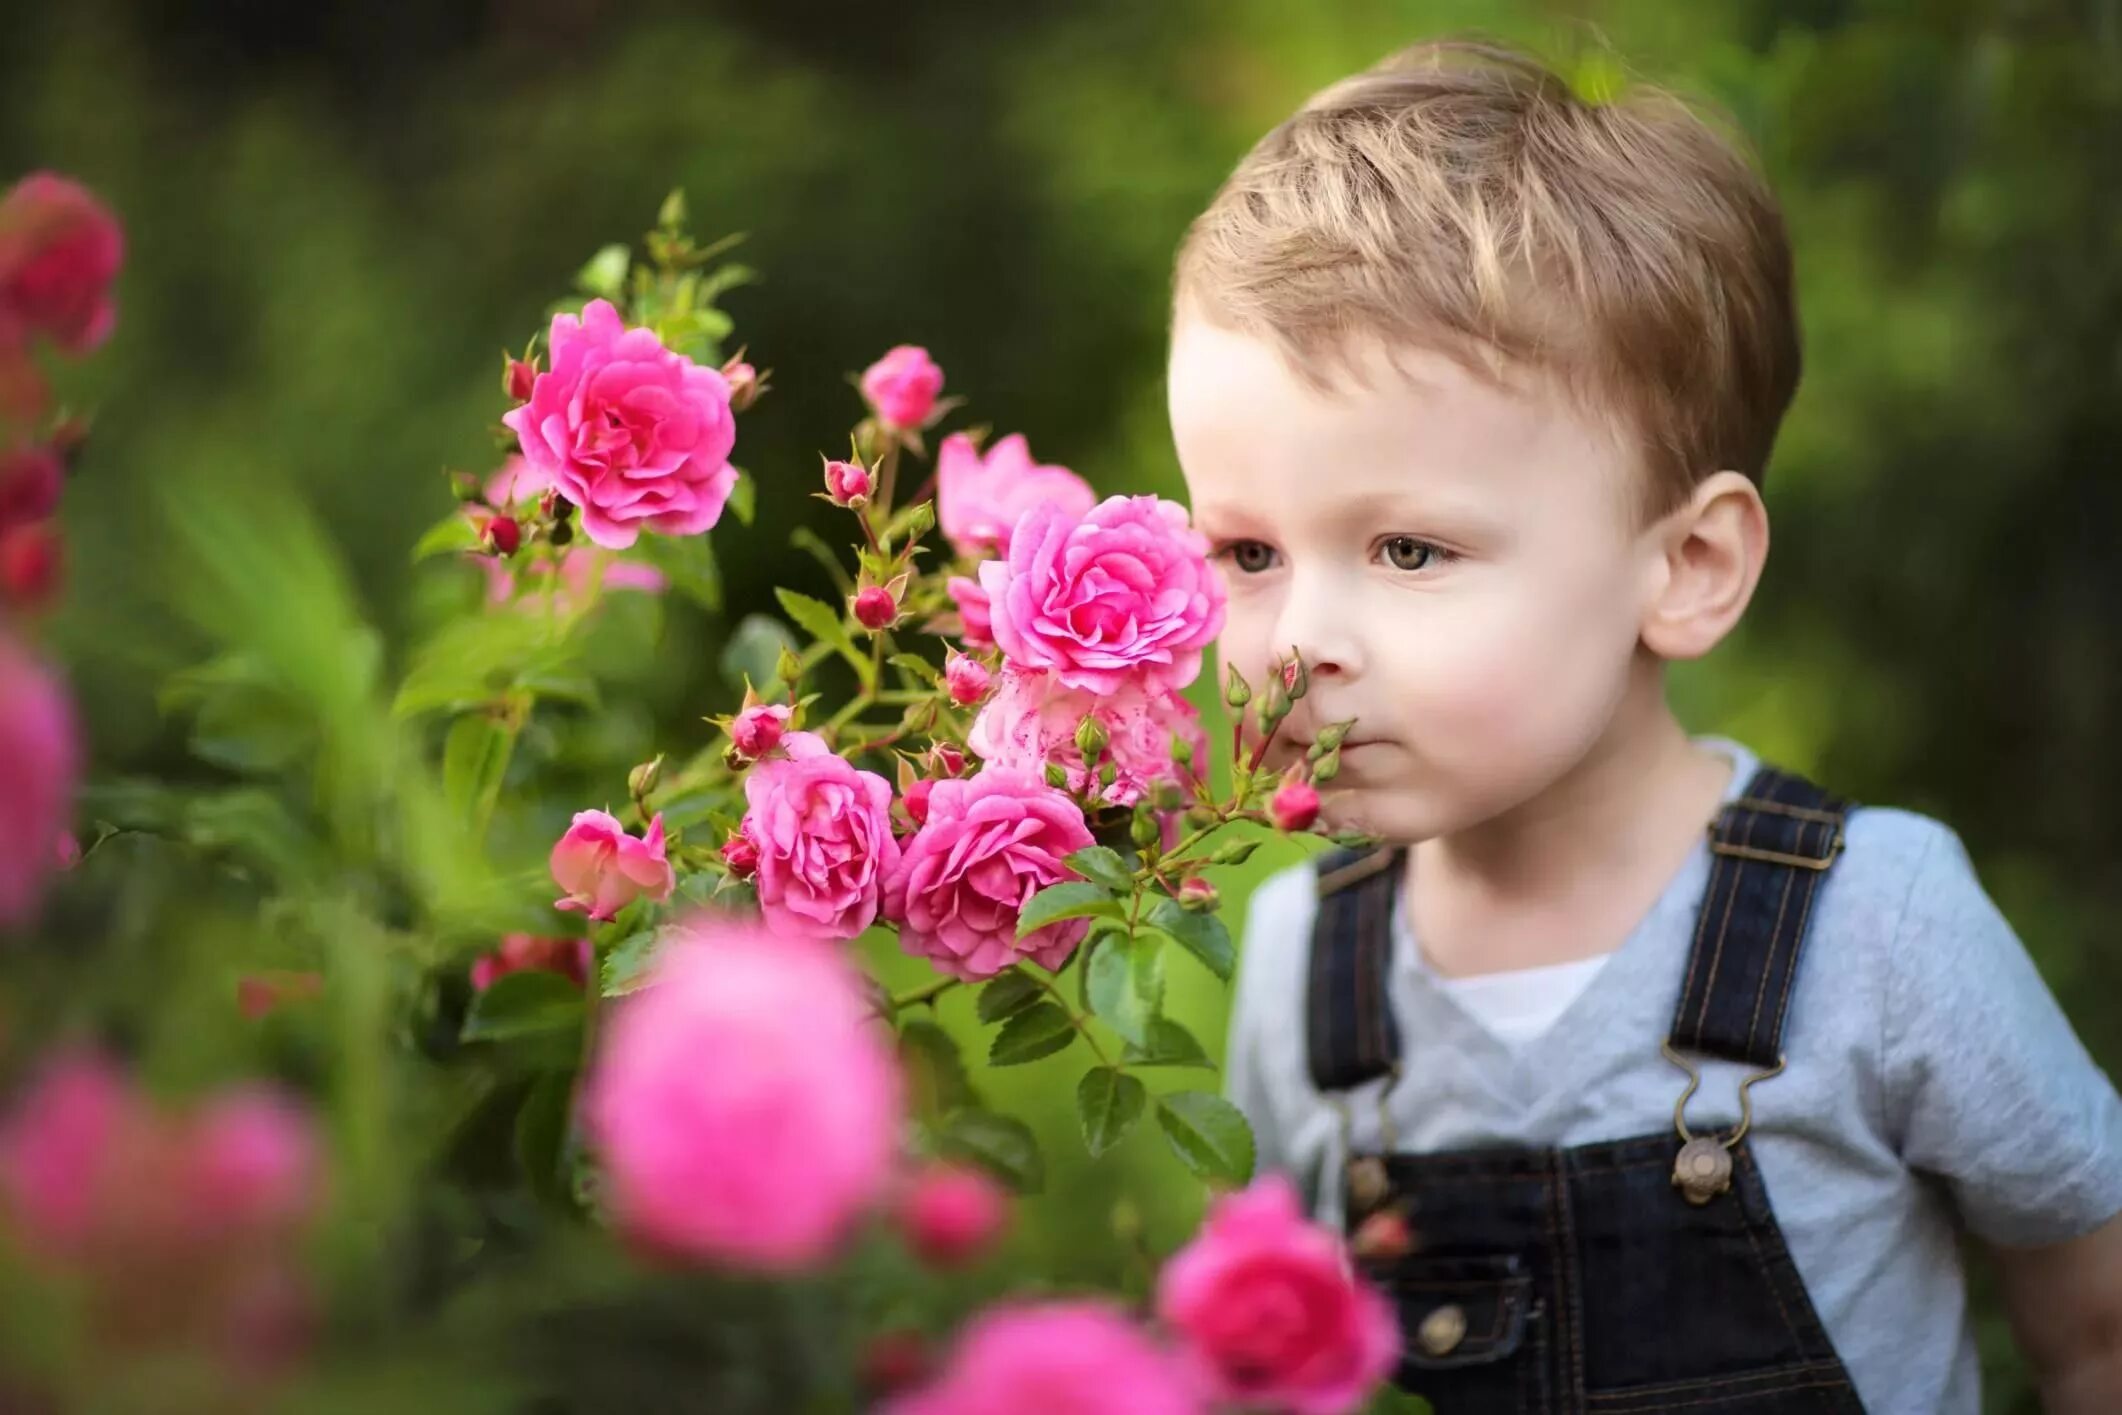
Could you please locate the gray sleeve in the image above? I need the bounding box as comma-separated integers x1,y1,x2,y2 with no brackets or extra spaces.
1883,821,2122,1246
1223,865,1314,1182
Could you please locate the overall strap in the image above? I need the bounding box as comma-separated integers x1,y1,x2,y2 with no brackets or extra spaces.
1667,766,1854,1069
1305,846,1406,1093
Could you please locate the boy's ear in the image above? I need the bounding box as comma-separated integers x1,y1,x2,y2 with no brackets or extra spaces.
1638,471,1769,661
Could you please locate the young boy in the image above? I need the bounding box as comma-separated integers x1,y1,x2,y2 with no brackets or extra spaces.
1166,41,2122,1415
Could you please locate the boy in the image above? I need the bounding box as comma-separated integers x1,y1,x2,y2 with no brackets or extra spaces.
1166,41,2122,1414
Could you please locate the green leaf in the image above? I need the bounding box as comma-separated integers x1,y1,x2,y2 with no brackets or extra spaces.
462,970,586,1045
900,1019,978,1115
411,511,482,563
1076,1067,1147,1158
727,471,756,527
988,1002,1077,1066
976,969,1043,1024
938,1109,1044,1194
1018,881,1123,938
1065,845,1135,892
1086,935,1162,1048
774,588,864,673
887,653,941,688
638,534,722,613
1122,1017,1214,1070
719,613,800,696
441,713,511,822
1145,898,1236,982
576,243,631,300
600,929,661,996
394,612,576,718
1155,1091,1256,1185
514,1071,577,1209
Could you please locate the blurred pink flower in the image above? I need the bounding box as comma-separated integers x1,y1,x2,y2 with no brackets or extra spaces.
741,732,899,941
882,767,1094,981
470,934,592,992
946,575,994,649
1156,1175,1398,1415
860,345,944,430
935,433,1095,560
182,1089,324,1239
550,810,675,923
584,917,902,1270
885,1301,1200,1415
896,1162,1010,1268
0,172,124,355
502,299,738,549
0,443,62,532
979,496,1224,695
0,636,78,927
968,668,1205,809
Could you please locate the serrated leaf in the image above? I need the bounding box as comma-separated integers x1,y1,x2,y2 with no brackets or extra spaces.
442,712,511,822
1145,897,1235,981
988,1002,1077,1066
462,970,585,1044
1155,1091,1256,1185
887,653,941,687
1065,845,1135,892
938,1109,1044,1194
600,929,661,996
976,969,1043,1024
1076,1067,1147,1158
1018,881,1122,938
1122,1016,1214,1070
774,588,863,671
899,1019,977,1115
1086,935,1161,1048
412,511,482,562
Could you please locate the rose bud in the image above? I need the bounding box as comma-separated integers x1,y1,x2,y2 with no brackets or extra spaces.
927,743,966,778
482,514,522,557
902,776,936,826
1351,1206,1416,1262
943,652,991,707
502,356,537,402
896,1162,1010,1268
728,703,792,760
1270,776,1321,833
852,585,898,632
0,523,63,609
720,830,760,879
721,355,765,412
823,458,871,509
1176,876,1219,912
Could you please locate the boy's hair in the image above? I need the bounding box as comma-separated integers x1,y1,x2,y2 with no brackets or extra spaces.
1174,41,1800,517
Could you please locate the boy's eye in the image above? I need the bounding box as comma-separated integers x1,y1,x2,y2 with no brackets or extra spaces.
1224,540,1279,574
1379,535,1439,572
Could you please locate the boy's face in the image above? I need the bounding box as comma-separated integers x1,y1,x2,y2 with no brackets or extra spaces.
1168,313,1664,842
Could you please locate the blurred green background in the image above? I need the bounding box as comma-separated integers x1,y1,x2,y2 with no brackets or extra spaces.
5,0,2119,1409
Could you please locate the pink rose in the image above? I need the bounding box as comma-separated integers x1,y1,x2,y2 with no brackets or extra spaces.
861,344,944,429
470,934,593,992
741,732,899,940
885,1301,1200,1415
881,768,1095,981
0,173,124,355
728,702,791,759
1156,1175,1399,1415
943,651,992,707
182,1089,324,1239
1271,777,1321,833
550,810,675,922
946,575,994,649
0,444,62,532
979,496,1225,695
968,668,1206,809
584,917,902,1270
0,1051,132,1255
901,776,936,826
0,637,79,927
823,458,871,508
502,299,738,550
935,433,1096,559
897,1162,1010,1268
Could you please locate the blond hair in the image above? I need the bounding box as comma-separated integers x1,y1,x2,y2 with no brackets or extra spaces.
1174,41,1800,516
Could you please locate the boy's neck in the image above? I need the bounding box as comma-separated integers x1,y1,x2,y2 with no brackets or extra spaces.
1404,656,1735,977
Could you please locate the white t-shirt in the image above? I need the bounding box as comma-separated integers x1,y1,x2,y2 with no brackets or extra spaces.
1223,738,2122,1415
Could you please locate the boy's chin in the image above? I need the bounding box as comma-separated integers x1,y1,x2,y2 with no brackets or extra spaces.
1318,782,1432,846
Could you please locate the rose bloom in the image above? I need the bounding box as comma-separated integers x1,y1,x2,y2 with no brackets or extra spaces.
550,810,675,922
502,299,738,550
979,496,1225,695
0,172,125,354
882,768,1094,981
1156,1175,1399,1415
935,432,1096,560
860,344,944,429
896,1161,1010,1268
470,934,593,992
0,636,78,928
968,667,1205,809
741,731,899,940
584,917,902,1271
884,1301,1201,1415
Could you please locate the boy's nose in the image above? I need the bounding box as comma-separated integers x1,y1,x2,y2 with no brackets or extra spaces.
1276,579,1363,680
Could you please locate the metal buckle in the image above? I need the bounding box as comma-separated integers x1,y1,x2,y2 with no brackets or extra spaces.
1660,1041,1786,1205
1706,796,1846,872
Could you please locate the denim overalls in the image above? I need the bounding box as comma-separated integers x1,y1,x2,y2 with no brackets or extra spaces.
1307,766,1867,1412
